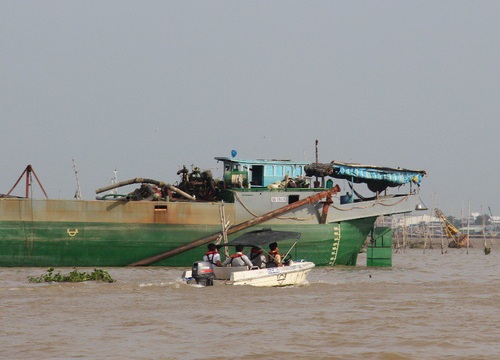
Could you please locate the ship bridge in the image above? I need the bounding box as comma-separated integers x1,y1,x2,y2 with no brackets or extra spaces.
215,157,310,188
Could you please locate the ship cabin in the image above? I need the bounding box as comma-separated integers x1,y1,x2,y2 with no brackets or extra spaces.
214,157,311,189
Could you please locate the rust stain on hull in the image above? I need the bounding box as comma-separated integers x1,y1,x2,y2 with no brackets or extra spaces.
0,198,233,225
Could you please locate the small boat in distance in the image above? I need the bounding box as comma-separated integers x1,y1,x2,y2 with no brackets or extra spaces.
183,229,315,287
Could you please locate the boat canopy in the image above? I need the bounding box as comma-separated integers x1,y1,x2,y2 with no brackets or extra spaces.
222,229,301,248
305,161,426,192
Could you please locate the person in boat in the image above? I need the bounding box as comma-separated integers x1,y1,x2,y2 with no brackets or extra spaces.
266,242,282,268
247,246,266,268
203,243,222,268
222,244,253,268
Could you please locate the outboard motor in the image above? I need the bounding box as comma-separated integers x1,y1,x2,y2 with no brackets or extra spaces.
191,261,214,286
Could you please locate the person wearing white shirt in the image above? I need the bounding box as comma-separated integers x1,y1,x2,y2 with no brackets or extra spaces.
203,243,222,268
222,245,253,267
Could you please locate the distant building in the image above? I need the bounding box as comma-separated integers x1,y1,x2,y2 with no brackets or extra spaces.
377,211,499,239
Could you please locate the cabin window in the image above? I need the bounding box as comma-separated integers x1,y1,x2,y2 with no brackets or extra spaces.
285,165,292,177
288,195,300,204
275,166,283,176
265,165,273,176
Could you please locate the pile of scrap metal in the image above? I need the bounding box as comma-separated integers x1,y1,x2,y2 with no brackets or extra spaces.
95,165,218,202
176,166,217,201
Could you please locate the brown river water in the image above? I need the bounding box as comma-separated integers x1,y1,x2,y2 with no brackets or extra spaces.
1,247,499,359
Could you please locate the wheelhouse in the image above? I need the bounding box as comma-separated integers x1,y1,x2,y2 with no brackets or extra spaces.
215,157,310,188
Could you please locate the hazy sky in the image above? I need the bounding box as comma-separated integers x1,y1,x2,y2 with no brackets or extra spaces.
1,1,499,217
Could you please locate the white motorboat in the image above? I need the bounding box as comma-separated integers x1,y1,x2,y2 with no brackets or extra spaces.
183,229,315,287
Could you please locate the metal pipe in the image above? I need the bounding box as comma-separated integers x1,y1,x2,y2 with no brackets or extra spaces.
163,184,196,201
95,178,196,201
95,178,160,194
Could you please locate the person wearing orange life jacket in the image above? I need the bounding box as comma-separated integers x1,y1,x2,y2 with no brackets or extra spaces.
203,243,222,268
266,242,282,268
247,246,266,268
222,244,253,267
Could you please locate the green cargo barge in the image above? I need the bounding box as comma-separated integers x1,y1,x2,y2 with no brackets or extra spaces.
0,156,426,267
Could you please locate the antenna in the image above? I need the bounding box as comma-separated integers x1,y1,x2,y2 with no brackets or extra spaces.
315,139,319,163
72,158,82,200
110,169,118,195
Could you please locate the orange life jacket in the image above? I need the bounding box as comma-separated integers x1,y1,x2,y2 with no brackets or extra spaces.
250,248,263,260
205,250,219,265
268,249,280,263
228,252,245,266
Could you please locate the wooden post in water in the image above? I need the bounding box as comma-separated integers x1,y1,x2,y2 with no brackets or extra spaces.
423,194,436,253
467,201,470,255
129,186,340,266
481,205,491,255
402,214,407,251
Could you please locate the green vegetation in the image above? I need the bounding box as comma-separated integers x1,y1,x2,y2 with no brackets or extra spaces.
446,216,461,228
28,268,116,283
447,214,494,227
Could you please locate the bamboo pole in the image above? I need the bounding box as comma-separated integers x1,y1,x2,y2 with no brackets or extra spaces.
402,214,407,251
467,201,470,255
395,217,401,253
481,205,491,255
423,193,436,253
129,186,340,266
218,201,230,258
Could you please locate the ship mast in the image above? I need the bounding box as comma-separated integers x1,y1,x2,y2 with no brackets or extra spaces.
72,158,82,200
5,165,48,199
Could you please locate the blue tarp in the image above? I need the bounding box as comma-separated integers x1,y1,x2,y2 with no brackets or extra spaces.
335,165,425,186
326,161,426,193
